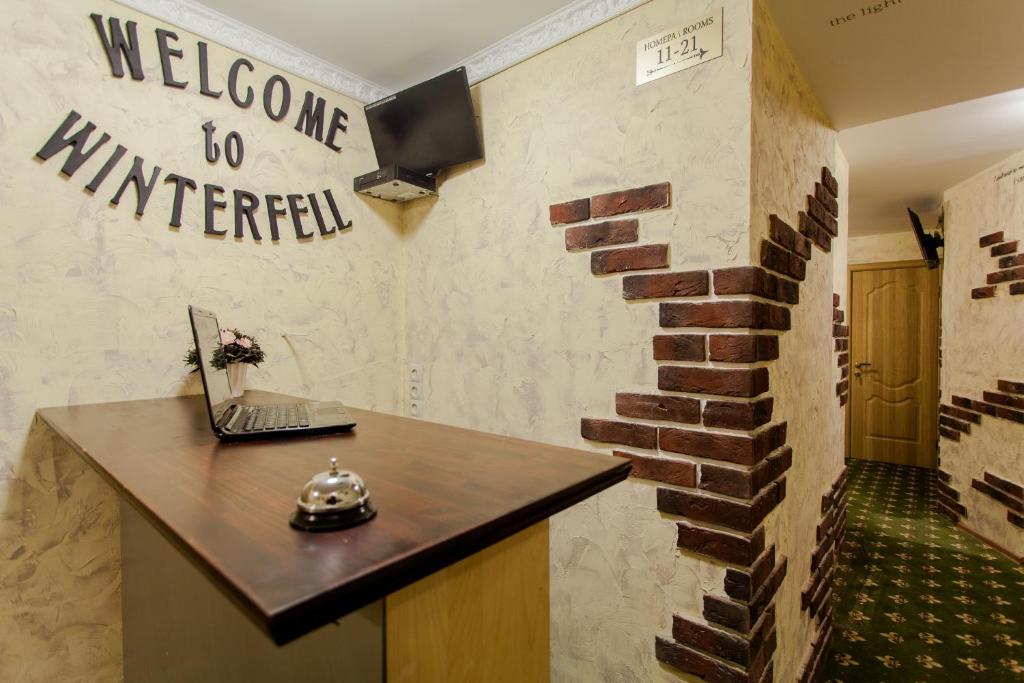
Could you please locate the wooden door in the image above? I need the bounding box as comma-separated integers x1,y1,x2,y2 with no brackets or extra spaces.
849,262,940,467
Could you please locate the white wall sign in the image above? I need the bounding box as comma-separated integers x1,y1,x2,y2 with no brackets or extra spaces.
635,8,723,86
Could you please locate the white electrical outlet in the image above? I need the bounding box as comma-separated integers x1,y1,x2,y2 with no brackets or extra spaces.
409,401,421,418
409,364,424,384
410,384,421,400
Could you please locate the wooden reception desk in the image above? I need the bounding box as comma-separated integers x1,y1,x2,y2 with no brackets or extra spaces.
37,391,628,682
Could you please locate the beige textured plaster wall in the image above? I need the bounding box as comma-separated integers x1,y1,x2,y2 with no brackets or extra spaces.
833,144,850,300
0,1,404,679
749,0,845,679
848,231,922,264
401,0,755,679
940,149,1024,558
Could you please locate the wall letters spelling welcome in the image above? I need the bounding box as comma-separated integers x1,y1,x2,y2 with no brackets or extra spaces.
33,14,353,242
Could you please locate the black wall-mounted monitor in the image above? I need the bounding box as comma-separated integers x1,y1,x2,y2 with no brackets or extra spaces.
908,208,943,269
364,67,483,176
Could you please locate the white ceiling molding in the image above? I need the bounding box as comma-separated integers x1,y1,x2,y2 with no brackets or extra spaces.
113,0,650,102
454,0,651,85
112,0,390,103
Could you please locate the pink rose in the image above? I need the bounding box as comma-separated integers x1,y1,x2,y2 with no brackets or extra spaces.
219,329,237,345
236,337,253,349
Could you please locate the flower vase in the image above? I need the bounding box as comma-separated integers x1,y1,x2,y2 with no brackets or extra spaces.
226,362,247,398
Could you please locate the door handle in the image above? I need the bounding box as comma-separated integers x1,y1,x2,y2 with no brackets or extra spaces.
854,362,872,369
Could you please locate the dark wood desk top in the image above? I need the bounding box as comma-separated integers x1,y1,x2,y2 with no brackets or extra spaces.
37,392,628,644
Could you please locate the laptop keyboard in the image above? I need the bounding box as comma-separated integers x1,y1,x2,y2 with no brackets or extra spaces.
242,404,310,432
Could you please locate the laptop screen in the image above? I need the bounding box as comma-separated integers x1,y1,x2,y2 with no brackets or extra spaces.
188,306,233,423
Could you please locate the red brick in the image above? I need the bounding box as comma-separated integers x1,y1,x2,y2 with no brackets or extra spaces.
659,480,785,532
937,479,960,500
807,195,838,235
699,463,756,499
761,240,806,280
661,301,790,330
614,451,696,488
725,546,776,602
622,270,708,299
836,352,849,367
708,335,779,362
833,307,845,323
564,219,637,250
678,522,765,566
951,395,974,409
998,379,1024,395
591,182,671,218
659,366,769,398
659,423,786,466
768,215,812,259
980,231,1005,247
987,267,1024,284
821,166,839,196
833,293,840,307
798,211,832,252
833,324,849,337
834,338,848,352
938,492,967,517
703,398,774,430
983,472,1024,499
655,638,748,683
998,253,1024,269
836,379,849,395
992,241,1018,256
983,391,1024,410
713,266,799,304
672,615,754,668
993,404,1024,424
972,286,997,299
591,244,669,274
814,182,838,217
1010,510,1024,528
939,414,970,434
549,198,589,225
937,468,952,483
653,334,706,361
939,425,960,441
580,418,656,449
972,478,1024,511
1012,282,1024,296
616,393,700,423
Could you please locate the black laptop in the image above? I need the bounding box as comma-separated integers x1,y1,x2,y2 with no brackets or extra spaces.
188,305,356,441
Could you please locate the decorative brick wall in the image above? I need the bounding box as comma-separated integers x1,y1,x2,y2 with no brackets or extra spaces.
553,167,845,682
938,380,1024,531
833,294,849,406
936,468,967,522
972,231,1024,299
971,473,1024,529
797,468,846,682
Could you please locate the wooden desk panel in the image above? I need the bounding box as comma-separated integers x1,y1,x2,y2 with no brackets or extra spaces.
37,392,628,644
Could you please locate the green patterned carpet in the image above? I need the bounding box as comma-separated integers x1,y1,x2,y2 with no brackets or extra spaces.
824,459,1024,682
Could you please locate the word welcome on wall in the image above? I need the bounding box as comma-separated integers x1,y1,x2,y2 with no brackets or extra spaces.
33,14,353,242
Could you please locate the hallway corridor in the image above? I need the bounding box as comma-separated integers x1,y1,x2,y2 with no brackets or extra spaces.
824,460,1024,681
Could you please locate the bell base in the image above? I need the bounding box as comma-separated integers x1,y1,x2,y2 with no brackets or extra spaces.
289,501,377,532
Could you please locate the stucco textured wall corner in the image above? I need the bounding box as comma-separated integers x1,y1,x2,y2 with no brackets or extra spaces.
940,149,1024,560
0,1,405,676
749,0,846,680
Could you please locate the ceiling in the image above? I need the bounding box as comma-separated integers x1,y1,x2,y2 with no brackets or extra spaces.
149,0,1024,239
769,0,1024,237
194,0,577,93
768,0,1024,130
838,89,1024,236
